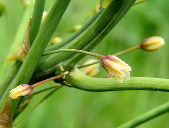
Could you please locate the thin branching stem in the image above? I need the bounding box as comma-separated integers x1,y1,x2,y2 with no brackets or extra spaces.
43,49,103,58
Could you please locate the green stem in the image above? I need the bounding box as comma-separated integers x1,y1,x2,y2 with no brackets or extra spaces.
43,49,103,58
0,61,22,98
114,45,140,56
134,0,147,6
32,74,64,88
65,69,169,92
118,101,169,128
29,0,45,45
32,84,62,96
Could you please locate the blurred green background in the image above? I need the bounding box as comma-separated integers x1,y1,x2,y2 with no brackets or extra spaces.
0,0,169,128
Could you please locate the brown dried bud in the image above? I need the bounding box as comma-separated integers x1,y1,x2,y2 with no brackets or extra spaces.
101,55,131,82
140,36,165,51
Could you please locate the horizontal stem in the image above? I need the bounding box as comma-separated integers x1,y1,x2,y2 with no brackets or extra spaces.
32,74,64,88
118,100,169,128
43,49,103,58
65,69,169,92
114,45,140,56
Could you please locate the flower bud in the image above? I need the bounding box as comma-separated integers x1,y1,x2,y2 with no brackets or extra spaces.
10,84,32,99
140,36,165,51
42,11,47,21
90,2,100,15
73,25,82,32
100,0,113,8
48,37,62,46
101,55,132,82
81,59,100,76
21,0,31,8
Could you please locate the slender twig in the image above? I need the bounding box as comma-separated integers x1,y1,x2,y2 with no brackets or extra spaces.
43,49,103,58
32,74,64,88
114,45,140,56
118,101,169,128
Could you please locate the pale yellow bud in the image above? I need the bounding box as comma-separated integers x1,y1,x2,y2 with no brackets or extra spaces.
73,25,82,32
42,11,47,21
48,37,62,46
90,2,100,15
21,0,31,8
140,36,165,51
101,55,132,82
10,84,32,99
81,59,100,76
100,0,113,8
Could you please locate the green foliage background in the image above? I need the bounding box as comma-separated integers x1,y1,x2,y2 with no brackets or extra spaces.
0,0,169,127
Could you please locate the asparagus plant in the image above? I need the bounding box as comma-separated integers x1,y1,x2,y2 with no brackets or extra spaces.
0,0,168,127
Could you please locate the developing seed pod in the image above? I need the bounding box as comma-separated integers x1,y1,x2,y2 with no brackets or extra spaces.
81,59,100,76
0,98,12,128
140,36,165,51
101,55,132,82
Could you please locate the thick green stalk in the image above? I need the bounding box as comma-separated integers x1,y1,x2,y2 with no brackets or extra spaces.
0,62,22,97
33,0,136,81
65,69,169,92
0,0,71,111
118,101,169,128
29,0,45,45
